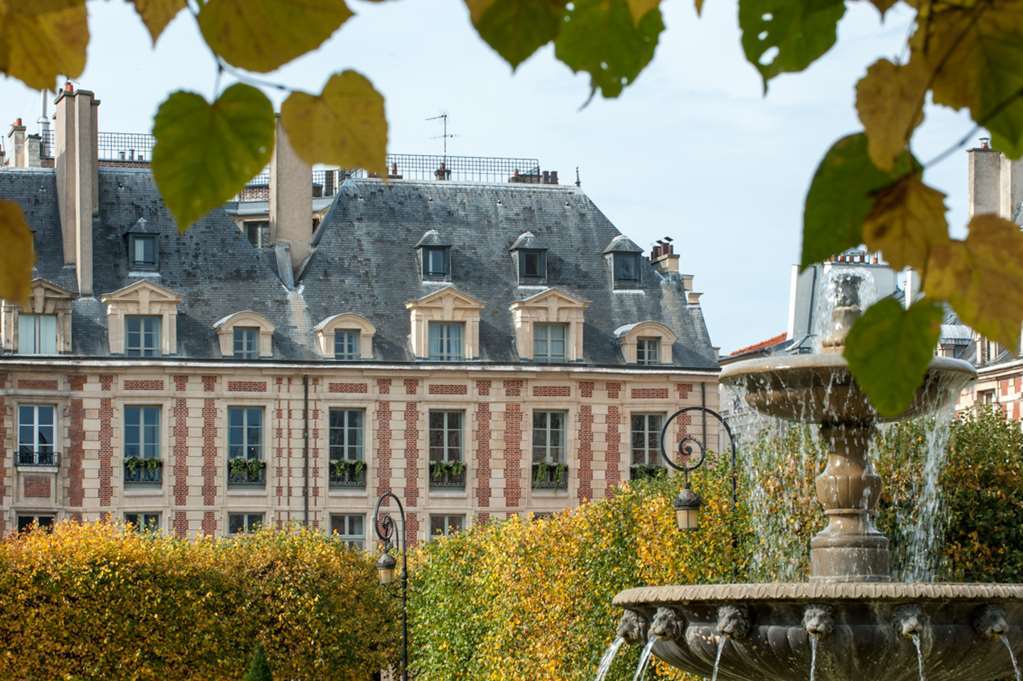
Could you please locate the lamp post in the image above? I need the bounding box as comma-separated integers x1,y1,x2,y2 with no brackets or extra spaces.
374,492,409,681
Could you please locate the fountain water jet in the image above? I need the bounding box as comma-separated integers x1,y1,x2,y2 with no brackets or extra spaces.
608,274,1023,681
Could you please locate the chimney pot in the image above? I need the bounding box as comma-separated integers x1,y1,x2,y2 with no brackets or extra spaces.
15,118,21,126
980,136,991,150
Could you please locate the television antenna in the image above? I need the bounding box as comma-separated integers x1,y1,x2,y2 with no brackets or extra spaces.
427,113,458,157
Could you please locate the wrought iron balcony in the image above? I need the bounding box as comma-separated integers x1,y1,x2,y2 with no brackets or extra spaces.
15,449,59,468
430,461,466,490
329,460,366,489
227,459,266,488
532,462,568,490
124,458,163,486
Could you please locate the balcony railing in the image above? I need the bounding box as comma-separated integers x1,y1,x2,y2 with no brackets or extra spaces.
124,458,163,486
532,462,568,490
430,461,466,490
629,463,667,482
329,460,366,489
227,459,266,488
16,449,59,468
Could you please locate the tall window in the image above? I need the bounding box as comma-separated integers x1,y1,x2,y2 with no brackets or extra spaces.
428,322,464,361
429,411,464,489
17,515,55,532
430,514,464,539
244,220,268,248
18,405,56,466
233,326,259,359
18,314,58,355
631,413,665,479
228,407,265,486
423,247,449,277
124,406,161,486
329,409,365,488
532,410,567,489
519,250,546,280
228,513,263,534
125,315,161,356
613,252,640,285
331,514,366,549
129,234,158,269
334,329,360,360
533,323,567,362
124,512,161,532
636,338,660,365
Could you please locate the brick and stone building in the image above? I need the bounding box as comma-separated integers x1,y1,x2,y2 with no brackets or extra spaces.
0,87,720,543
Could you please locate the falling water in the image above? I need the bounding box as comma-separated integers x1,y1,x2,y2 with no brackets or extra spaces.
911,633,926,681
905,402,955,582
710,637,727,681
809,635,818,681
631,639,656,681
593,637,624,681
1002,635,1022,681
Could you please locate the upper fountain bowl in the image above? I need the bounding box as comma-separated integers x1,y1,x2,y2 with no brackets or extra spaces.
720,354,976,424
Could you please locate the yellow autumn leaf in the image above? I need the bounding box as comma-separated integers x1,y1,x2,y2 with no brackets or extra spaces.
0,200,34,305
856,57,929,171
863,174,949,271
0,0,88,90
925,214,1023,349
627,0,660,22
870,0,897,14
695,0,706,15
131,0,186,44
198,0,353,73
281,71,388,177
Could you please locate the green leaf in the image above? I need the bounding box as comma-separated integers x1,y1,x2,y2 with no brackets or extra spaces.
738,0,845,90
131,0,186,45
152,84,275,232
198,0,353,73
0,0,88,90
844,298,943,417
554,0,664,99
465,0,567,69
801,133,914,269
281,71,388,177
0,200,35,305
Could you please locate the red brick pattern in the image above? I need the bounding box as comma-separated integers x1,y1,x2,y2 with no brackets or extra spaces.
580,381,594,398
429,384,468,395
632,387,669,400
504,380,523,397
98,397,114,506
68,392,85,507
476,380,491,397
100,375,114,391
504,404,523,508
202,375,217,392
228,381,267,392
404,379,419,395
404,401,419,507
201,399,217,505
606,406,621,488
676,383,694,400
606,382,622,399
578,405,593,501
0,393,5,513
478,512,491,525
23,475,50,498
124,379,164,391
17,379,58,391
173,398,188,506
377,378,391,395
534,385,570,398
376,400,392,496
202,511,216,536
406,512,420,548
329,382,368,394
174,511,188,538
1002,379,1010,397
174,375,188,392
476,403,492,509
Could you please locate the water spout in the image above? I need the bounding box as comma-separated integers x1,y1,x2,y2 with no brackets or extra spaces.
593,637,624,681
809,635,818,681
710,636,727,681
631,639,656,681
911,633,925,681
1001,635,1021,681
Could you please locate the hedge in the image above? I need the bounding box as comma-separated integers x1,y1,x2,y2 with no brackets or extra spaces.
0,524,398,681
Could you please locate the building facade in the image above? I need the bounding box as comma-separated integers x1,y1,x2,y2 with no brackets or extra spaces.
0,87,720,543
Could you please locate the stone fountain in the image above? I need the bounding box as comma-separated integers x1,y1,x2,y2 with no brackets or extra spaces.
610,274,1023,681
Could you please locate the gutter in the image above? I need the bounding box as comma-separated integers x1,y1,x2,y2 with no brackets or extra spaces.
303,375,309,527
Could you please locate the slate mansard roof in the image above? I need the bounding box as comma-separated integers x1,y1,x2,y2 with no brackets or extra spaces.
0,167,719,369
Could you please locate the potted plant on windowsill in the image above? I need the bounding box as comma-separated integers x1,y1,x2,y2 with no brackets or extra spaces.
533,461,568,488
330,459,366,485
430,460,466,485
630,463,665,480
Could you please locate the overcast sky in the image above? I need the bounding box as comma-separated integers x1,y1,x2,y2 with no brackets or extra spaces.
0,0,975,354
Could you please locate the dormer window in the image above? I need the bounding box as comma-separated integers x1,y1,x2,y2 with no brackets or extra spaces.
603,235,644,289
1,279,74,355
509,288,589,363
314,313,375,360
613,253,640,284
233,326,260,359
334,329,360,359
126,316,162,356
100,281,181,356
428,322,464,361
407,287,483,361
213,311,275,359
129,234,158,270
615,321,678,365
533,323,567,362
636,337,660,365
18,314,58,354
416,230,453,281
510,232,549,284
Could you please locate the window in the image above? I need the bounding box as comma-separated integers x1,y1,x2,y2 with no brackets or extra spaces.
124,406,162,486
429,411,465,489
423,247,449,277
17,515,54,532
519,250,546,280
125,315,161,356
228,407,265,486
334,329,360,360
18,404,56,466
331,514,366,549
631,413,665,479
124,512,161,532
613,252,640,285
228,513,264,534
233,326,259,359
329,409,365,488
244,220,268,248
429,514,464,539
636,338,660,365
17,314,57,355
129,234,158,269
428,322,464,361
533,323,567,362
532,410,568,490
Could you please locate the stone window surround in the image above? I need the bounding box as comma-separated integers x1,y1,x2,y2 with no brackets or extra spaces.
100,280,181,356
213,310,276,359
324,400,375,497
120,399,172,492
616,320,678,365
1,278,74,354
16,402,60,464
528,404,575,498
313,313,376,360
224,399,270,495
509,288,589,362
406,287,484,361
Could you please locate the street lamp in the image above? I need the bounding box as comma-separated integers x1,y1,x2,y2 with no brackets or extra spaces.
374,492,409,681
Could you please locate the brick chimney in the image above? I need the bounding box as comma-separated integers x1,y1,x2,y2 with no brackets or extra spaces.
7,119,26,167
650,236,680,275
969,138,1001,217
269,115,312,276
54,83,99,296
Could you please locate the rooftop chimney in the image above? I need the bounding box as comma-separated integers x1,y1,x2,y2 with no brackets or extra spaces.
269,115,312,278
969,137,1001,217
54,83,99,295
651,234,680,275
7,119,26,167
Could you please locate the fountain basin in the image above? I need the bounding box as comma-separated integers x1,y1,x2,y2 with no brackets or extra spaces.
614,583,1023,681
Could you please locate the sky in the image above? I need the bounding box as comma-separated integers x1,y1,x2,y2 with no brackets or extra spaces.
0,0,976,355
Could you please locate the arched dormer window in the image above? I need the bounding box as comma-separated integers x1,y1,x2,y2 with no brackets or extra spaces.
510,231,548,284
615,321,678,365
313,313,376,360
124,217,159,271
213,311,275,359
0,278,74,354
416,230,452,282
100,280,181,356
406,287,484,361
602,235,643,289
509,288,589,362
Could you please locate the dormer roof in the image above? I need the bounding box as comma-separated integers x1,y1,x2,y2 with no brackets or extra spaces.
510,231,548,251
602,234,643,255
415,229,451,248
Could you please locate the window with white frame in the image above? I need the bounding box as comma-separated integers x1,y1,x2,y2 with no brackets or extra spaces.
233,326,259,359
631,413,665,479
124,406,161,486
428,322,464,361
329,409,365,488
228,407,265,486
429,514,464,539
129,234,158,270
636,337,660,365
533,323,567,362
228,513,263,534
18,404,56,466
17,314,58,355
124,512,161,532
429,411,464,489
334,329,360,360
331,514,366,549
532,410,567,489
423,247,449,278
125,315,162,356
